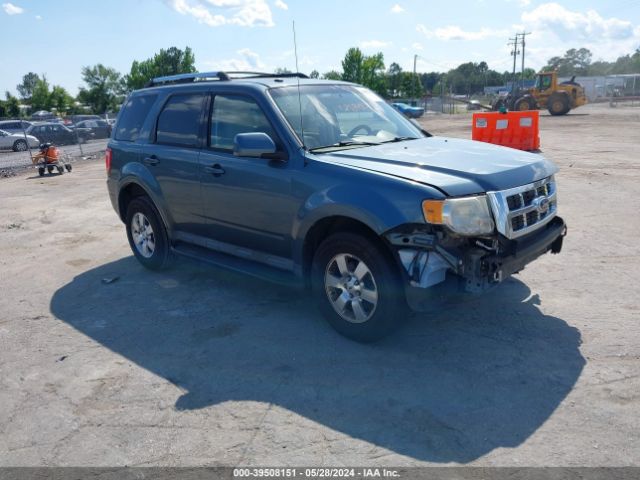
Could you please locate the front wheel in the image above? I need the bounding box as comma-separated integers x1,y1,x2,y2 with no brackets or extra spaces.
13,140,27,152
311,232,406,342
125,196,172,270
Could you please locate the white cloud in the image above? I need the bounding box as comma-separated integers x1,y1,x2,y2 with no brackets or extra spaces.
274,0,287,10
202,48,268,71
505,0,530,7
417,24,508,41
519,3,640,63
2,2,24,15
35,14,41,20
360,40,391,49
522,3,635,40
412,42,424,51
166,0,274,27
390,4,404,13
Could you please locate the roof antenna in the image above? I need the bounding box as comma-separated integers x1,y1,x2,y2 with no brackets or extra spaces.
292,20,307,156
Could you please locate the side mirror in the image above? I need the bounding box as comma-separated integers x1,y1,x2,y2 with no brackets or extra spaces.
233,132,277,158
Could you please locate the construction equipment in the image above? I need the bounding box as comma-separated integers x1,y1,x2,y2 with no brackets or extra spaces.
492,71,588,116
32,143,72,176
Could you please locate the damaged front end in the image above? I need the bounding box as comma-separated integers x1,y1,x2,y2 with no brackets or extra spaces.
385,216,567,312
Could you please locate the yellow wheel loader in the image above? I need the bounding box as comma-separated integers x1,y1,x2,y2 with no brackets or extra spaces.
493,71,588,116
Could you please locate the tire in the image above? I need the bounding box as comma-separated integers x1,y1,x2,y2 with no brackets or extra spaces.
125,196,172,270
514,96,534,111
38,168,45,177
311,232,406,342
13,140,27,152
47,166,54,174
57,166,64,174
548,94,570,116
492,99,506,111
65,164,72,172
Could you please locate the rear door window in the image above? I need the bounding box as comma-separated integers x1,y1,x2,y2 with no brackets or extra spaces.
156,93,205,147
115,94,157,142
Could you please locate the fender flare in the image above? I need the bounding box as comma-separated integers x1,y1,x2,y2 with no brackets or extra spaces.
117,163,174,233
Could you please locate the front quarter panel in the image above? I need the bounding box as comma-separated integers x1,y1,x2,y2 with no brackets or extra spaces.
291,159,444,268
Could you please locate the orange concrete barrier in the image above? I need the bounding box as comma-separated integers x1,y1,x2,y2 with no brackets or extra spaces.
472,111,540,151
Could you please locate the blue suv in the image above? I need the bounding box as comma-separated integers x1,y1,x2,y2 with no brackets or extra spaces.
107,71,566,342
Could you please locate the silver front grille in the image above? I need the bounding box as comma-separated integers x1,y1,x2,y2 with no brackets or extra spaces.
487,176,557,239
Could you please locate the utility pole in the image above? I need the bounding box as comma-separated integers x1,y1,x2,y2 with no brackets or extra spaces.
508,36,520,94
520,32,531,88
412,54,418,105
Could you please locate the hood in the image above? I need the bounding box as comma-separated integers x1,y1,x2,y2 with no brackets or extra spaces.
317,137,558,196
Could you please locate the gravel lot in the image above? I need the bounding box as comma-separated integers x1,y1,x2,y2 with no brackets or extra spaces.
0,103,638,467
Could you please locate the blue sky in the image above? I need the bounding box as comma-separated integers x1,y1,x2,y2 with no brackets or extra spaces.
1,0,639,95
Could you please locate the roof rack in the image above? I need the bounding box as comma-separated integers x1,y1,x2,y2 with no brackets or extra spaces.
145,71,309,88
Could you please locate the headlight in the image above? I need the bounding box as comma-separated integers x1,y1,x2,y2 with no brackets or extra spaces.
422,196,495,236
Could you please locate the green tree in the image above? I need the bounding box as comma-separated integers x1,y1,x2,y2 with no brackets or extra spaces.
17,72,41,102
274,67,292,74
361,52,386,95
419,72,442,94
309,70,319,79
341,47,364,83
544,48,593,75
78,64,124,113
31,77,51,111
124,46,196,91
388,63,403,96
49,85,74,113
4,92,21,118
322,70,342,80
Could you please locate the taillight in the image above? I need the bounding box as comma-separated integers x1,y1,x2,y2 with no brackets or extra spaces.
105,147,112,175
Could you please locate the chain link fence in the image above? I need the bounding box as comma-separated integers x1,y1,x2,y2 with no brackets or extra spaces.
0,117,108,175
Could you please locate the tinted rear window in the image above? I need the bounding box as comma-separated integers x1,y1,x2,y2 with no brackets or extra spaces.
115,94,157,142
156,93,204,147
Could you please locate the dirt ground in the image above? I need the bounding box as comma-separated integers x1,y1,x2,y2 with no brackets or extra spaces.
0,103,638,467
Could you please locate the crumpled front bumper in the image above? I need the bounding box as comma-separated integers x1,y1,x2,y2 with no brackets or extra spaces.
402,216,567,312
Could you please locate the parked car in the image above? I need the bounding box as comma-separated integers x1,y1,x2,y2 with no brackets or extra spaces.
391,102,425,118
467,99,483,111
0,129,40,151
26,123,93,145
75,119,112,139
0,120,33,135
107,71,566,342
63,114,102,127
31,110,57,121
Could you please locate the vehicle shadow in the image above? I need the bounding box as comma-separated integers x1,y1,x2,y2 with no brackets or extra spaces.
50,256,584,463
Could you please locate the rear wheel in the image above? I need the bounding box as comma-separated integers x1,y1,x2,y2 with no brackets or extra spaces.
311,232,406,342
38,168,45,177
548,94,570,115
125,196,172,270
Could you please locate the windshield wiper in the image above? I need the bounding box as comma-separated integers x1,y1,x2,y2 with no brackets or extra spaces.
308,140,381,153
379,136,419,143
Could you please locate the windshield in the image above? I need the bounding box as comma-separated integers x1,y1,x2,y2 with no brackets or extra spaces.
269,84,424,151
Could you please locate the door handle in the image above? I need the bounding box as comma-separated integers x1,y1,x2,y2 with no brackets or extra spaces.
205,164,226,177
143,156,159,166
